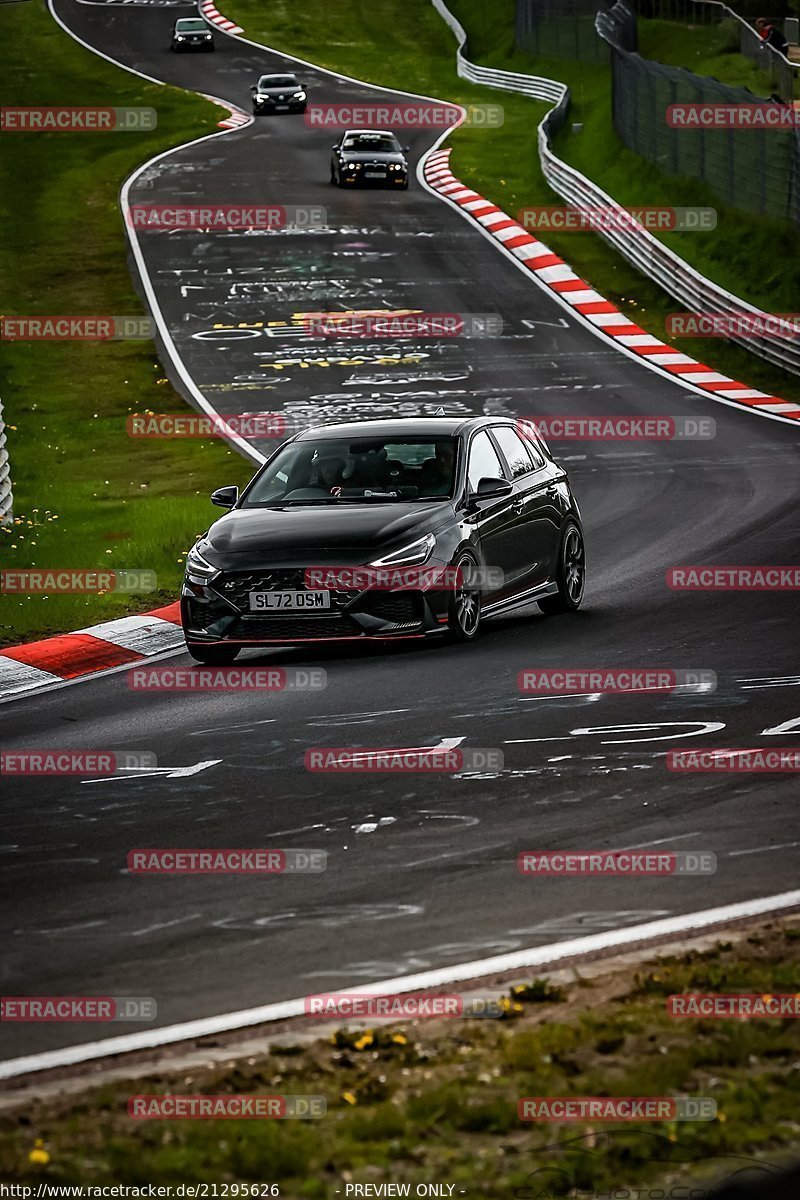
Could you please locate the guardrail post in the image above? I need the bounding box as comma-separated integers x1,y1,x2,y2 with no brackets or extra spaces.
0,397,13,528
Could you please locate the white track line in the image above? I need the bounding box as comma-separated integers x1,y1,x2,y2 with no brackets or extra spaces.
47,0,263,466
2,889,798,1080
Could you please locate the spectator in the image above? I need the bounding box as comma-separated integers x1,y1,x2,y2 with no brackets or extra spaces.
755,17,790,56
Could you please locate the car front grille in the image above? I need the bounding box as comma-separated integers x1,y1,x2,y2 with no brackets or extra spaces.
213,570,358,613
230,616,360,640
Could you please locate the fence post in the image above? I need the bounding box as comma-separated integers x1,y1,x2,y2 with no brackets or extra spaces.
0,398,12,528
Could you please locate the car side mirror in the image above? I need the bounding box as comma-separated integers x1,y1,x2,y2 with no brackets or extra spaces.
473,477,512,500
211,485,238,509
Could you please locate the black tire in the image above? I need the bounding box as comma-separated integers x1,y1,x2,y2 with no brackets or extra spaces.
446,551,482,643
400,180,409,190
538,521,586,615
329,165,336,184
185,642,240,665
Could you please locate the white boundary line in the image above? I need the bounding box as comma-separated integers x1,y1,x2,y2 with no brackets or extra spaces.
47,0,264,465
2,889,798,1080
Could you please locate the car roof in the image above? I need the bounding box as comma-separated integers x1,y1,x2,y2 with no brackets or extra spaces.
295,417,493,441
258,73,299,81
342,129,398,138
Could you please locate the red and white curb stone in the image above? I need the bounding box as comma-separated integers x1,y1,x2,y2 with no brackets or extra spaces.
216,107,250,130
424,148,800,425
199,0,243,36
0,602,183,701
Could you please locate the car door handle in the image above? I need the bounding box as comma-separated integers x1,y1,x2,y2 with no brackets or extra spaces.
511,498,524,514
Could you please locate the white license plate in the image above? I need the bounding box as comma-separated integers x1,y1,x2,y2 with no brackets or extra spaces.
249,590,331,612
365,171,385,178
275,104,289,110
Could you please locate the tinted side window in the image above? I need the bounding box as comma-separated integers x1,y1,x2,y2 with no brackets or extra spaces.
467,431,504,492
517,425,546,469
493,427,541,478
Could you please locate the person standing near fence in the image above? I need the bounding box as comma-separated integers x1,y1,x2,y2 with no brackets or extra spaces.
755,17,789,57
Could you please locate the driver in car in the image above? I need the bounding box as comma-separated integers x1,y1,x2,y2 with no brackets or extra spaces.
419,441,455,495
314,451,347,493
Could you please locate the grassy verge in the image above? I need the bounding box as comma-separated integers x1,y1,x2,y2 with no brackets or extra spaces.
224,0,800,407
2,920,798,1193
638,16,785,96
0,5,253,648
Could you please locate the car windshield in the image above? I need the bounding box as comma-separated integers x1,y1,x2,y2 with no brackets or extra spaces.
241,436,459,506
176,19,207,30
342,134,399,153
259,76,298,88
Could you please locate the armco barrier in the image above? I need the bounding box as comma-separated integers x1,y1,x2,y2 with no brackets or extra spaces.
429,0,800,379
0,398,12,527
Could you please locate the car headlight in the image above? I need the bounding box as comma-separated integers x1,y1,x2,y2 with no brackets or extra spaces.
176,35,185,40
185,542,220,583
204,32,212,38
369,533,435,568
390,164,402,171
347,162,356,170
293,91,306,100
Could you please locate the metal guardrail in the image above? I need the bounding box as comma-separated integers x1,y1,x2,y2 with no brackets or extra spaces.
0,398,12,527
429,0,800,378
431,0,565,102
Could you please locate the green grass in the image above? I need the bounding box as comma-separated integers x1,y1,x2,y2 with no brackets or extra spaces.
2,921,799,1195
0,4,253,648
225,0,800,408
638,16,784,96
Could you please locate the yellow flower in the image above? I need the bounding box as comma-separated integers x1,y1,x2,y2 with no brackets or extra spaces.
391,1034,408,1045
29,1140,50,1165
342,1092,357,1105
354,1034,374,1050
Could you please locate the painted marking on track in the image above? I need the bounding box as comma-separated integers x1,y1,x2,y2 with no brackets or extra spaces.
81,759,222,783
614,832,701,852
761,715,800,736
507,721,727,745
729,841,800,858
2,889,798,1079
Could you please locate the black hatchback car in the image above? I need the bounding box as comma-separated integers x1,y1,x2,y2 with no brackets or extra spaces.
251,74,307,115
170,17,214,52
330,129,409,188
181,418,585,663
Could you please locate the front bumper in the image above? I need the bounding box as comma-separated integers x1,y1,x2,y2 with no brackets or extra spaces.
340,168,408,187
181,565,451,645
253,100,307,113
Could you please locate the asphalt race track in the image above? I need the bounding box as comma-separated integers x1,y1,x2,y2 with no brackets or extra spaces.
1,0,799,1063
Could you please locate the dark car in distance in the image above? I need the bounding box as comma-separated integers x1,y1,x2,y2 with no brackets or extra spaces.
330,129,409,188
170,17,214,51
181,418,586,663
251,74,307,114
